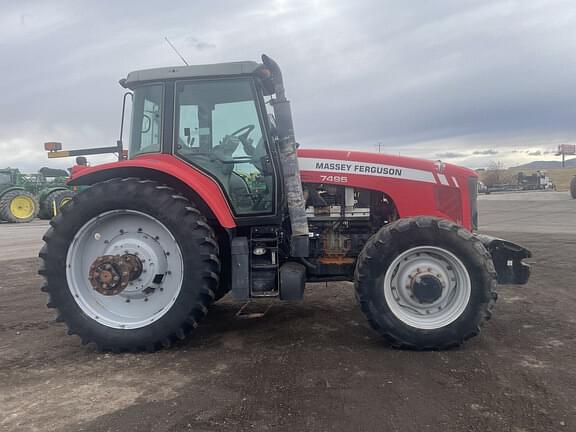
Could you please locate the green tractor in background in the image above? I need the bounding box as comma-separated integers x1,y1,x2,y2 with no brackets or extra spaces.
0,168,38,223
0,167,75,223
35,167,76,219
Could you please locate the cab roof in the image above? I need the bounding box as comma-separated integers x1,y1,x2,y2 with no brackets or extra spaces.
121,61,261,88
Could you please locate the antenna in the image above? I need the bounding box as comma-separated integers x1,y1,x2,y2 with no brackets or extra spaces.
164,36,189,66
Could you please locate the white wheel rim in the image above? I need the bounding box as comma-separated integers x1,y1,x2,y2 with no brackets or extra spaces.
383,246,471,330
66,210,183,329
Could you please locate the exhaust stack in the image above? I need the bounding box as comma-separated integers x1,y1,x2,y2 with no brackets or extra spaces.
261,55,309,257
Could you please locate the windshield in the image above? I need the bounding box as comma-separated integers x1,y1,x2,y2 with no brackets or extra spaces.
174,78,274,215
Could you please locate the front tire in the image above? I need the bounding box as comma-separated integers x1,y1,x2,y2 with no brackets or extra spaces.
39,178,220,352
355,216,497,350
570,176,576,199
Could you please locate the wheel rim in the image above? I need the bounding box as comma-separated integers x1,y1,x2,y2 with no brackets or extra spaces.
10,195,35,220
59,196,72,207
66,210,184,329
383,246,471,330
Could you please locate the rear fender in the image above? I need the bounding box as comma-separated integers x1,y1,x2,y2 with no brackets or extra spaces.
475,234,531,285
67,156,236,229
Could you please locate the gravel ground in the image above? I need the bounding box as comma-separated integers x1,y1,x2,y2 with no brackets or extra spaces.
0,191,575,432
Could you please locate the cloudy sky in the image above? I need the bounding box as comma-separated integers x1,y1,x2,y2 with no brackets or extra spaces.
1,0,576,171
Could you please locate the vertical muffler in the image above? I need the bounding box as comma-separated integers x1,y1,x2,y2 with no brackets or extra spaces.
261,55,309,257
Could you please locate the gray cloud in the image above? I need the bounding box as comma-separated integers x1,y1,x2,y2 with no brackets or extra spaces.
436,152,467,159
472,149,499,155
186,36,216,51
1,0,575,171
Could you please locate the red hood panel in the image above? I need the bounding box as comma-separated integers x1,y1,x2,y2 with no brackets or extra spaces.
297,148,476,180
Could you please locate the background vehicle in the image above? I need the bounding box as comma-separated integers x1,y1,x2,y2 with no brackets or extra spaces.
0,167,75,223
0,168,38,223
477,180,489,194
34,167,76,219
517,170,554,191
40,55,531,352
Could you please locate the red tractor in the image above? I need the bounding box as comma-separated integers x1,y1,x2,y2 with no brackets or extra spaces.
41,55,531,352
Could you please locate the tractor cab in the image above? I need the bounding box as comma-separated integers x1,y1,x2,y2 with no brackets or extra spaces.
0,168,16,187
123,62,278,216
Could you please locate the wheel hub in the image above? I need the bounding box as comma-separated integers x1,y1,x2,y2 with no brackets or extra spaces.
89,254,143,296
411,274,444,304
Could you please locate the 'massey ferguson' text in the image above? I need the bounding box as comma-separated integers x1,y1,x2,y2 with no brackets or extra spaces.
315,162,402,176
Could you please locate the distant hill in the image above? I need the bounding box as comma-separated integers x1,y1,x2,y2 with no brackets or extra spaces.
514,158,576,169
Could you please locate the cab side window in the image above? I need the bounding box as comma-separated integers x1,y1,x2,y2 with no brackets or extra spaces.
129,84,163,157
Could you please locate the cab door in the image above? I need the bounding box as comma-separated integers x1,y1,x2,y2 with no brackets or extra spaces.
173,78,278,219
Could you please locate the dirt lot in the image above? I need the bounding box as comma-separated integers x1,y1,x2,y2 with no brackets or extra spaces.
1,191,575,432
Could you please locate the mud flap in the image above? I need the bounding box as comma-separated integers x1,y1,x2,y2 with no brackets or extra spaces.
279,262,306,301
475,234,531,285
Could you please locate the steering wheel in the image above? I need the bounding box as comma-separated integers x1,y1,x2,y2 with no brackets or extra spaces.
230,124,255,142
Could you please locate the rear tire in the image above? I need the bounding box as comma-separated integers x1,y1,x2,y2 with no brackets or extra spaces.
355,216,497,350
570,176,576,199
0,190,38,223
39,178,220,352
39,189,76,219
